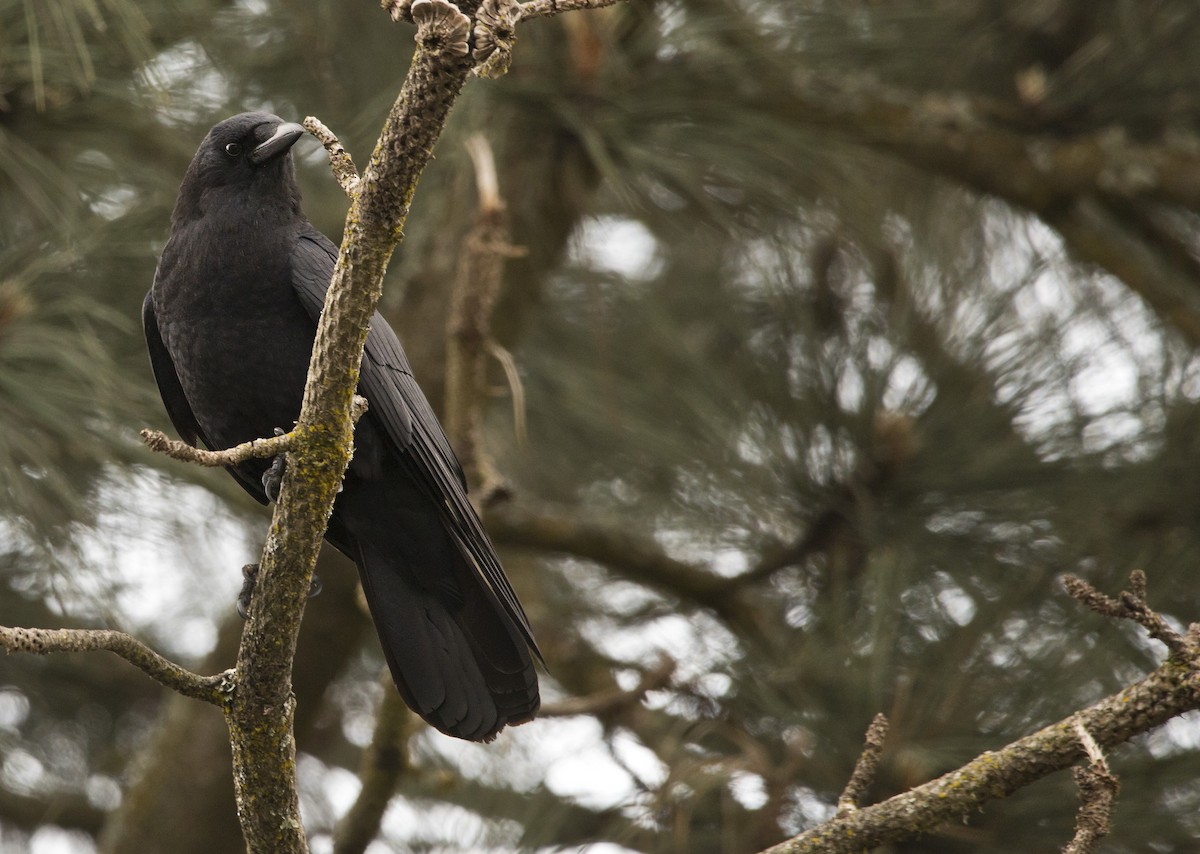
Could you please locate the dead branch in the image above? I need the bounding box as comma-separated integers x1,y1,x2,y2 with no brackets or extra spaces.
518,0,628,21
836,713,889,816
1062,723,1120,854
303,116,362,197
488,339,527,445
1062,570,1189,659
0,626,230,704
758,574,1200,854
140,427,294,468
140,396,367,469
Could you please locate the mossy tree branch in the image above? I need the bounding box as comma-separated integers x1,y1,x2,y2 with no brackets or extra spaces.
224,3,478,850
757,573,1200,854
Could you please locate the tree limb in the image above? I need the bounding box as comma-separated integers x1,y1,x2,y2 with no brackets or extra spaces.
224,3,477,851
758,575,1200,854
0,626,230,705
484,502,760,632
769,71,1200,342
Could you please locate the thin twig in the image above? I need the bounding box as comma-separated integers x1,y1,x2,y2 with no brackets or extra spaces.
303,116,362,197
836,713,889,815
0,625,231,705
464,133,502,211
517,0,627,21
140,428,294,468
140,395,367,469
1062,722,1119,854
488,339,527,445
1062,570,1189,658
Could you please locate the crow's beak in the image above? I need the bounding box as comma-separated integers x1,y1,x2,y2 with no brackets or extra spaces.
250,122,306,165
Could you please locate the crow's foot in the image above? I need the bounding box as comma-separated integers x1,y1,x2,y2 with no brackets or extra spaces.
236,564,322,619
236,563,258,620
261,428,287,501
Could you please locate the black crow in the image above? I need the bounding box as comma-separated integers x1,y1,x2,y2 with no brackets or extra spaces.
144,111,540,741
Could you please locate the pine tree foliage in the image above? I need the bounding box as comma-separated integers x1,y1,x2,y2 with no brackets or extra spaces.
3,1,1200,852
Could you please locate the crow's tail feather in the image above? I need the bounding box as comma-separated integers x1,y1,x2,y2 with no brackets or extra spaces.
355,545,539,742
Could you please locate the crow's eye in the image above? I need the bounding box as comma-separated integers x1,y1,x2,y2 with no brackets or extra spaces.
224,142,242,158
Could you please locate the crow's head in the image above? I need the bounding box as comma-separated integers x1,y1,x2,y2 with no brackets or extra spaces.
173,112,307,224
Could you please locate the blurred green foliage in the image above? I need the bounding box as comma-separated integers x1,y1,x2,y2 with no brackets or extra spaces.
3,1,1200,852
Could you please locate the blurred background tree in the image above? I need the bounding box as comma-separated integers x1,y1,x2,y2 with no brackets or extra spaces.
3,0,1200,851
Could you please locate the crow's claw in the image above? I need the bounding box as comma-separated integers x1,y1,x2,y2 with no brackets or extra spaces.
236,565,320,618
261,427,287,501
236,563,259,620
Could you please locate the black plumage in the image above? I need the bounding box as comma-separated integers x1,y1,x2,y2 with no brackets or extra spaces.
144,111,540,741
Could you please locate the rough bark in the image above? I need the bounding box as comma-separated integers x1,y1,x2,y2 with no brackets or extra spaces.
222,7,477,849
759,574,1200,853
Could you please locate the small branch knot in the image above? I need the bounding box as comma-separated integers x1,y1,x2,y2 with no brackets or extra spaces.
474,0,521,78
382,0,413,22
411,0,471,58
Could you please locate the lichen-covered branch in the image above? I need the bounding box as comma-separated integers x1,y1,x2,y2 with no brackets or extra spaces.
835,713,889,816
758,577,1200,854
0,626,230,704
140,396,367,469
224,4,477,852
141,427,295,468
303,116,361,197
761,658,1200,853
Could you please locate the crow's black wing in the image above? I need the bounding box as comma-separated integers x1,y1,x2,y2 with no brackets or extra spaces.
143,290,269,506
289,226,542,660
